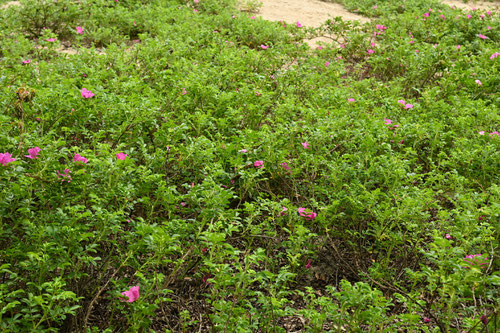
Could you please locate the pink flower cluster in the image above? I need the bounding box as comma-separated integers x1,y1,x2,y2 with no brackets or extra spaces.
120,286,140,302
397,99,413,109
57,169,72,183
298,207,317,220
463,254,488,268
0,152,16,166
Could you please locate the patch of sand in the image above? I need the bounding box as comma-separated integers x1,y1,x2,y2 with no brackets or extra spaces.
257,0,369,47
441,0,499,11
258,0,369,27
0,1,21,9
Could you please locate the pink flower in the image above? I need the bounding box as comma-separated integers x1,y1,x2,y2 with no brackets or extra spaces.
305,259,312,269
324,61,330,67
440,14,445,19
250,16,255,19
296,21,302,28
475,79,482,86
373,5,377,9
490,131,499,137
478,34,487,39
367,49,375,54
280,162,290,170
116,152,128,160
490,52,500,59
487,26,492,30
424,13,429,17
80,88,95,98
466,14,472,19
384,118,393,125
298,207,317,220
22,59,31,64
317,46,323,50
239,149,247,153
481,315,488,325
445,234,452,240
404,104,414,109
73,153,88,164
280,206,288,216
0,152,16,166
76,26,84,34
479,131,485,135
182,88,187,95
25,147,41,159
301,142,310,149
423,317,430,323
254,160,264,168
348,98,355,103
397,99,406,105
463,254,488,268
260,45,269,49
56,169,72,183
456,45,461,50
194,0,199,3
45,38,57,42
120,286,140,303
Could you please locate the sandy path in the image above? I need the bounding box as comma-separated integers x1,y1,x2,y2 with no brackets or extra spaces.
257,0,369,27
441,0,499,10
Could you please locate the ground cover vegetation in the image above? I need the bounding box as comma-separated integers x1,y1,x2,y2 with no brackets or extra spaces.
0,0,498,331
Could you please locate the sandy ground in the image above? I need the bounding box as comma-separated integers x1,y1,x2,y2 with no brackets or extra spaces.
442,0,499,10
257,0,370,27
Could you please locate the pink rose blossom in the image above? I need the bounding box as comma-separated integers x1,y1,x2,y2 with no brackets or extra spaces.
324,61,330,67
367,49,375,54
466,14,472,19
475,79,482,86
80,88,95,98
404,104,414,109
397,99,406,105
479,131,485,135
348,98,355,103
424,13,429,17
490,131,499,137
0,152,16,166
116,152,128,160
384,118,392,125
22,59,31,64
490,52,500,59
423,317,430,323
296,21,302,28
478,34,487,39
260,45,269,49
373,5,377,9
76,26,84,34
73,153,88,164
254,160,264,168
120,286,140,303
301,142,310,149
445,234,452,240
25,147,41,159
298,207,317,220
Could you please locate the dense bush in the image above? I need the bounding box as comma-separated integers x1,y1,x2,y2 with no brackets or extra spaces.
0,0,498,331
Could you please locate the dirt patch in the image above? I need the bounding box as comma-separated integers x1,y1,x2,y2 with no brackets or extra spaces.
257,0,369,47
258,0,369,27
441,0,499,11
0,1,21,9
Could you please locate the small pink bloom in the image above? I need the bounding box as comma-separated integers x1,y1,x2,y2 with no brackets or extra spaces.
481,315,488,325
182,88,187,95
56,169,72,183
487,11,492,16
280,206,288,216
120,286,140,303
133,21,136,26
301,142,310,149
73,153,88,164
475,79,482,86
424,13,429,17
456,45,461,50
373,5,377,9
194,0,199,3
371,42,376,47
423,317,430,323
281,162,290,170
445,234,452,239
80,88,95,98
478,34,487,39
116,152,128,160
463,254,488,268
409,40,414,45
466,14,472,19
25,147,41,159
324,61,330,67
305,259,312,269
367,49,375,54
479,131,485,135
348,98,355,103
45,38,57,42
397,99,406,105
490,52,500,59
0,152,16,166
490,131,499,137
239,149,247,153
22,59,31,64
298,207,317,220
384,118,393,125
317,46,323,50
440,14,445,19
76,26,84,34
254,160,264,168
339,44,345,48
193,9,198,13
404,104,414,109
296,21,302,28
260,45,269,49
